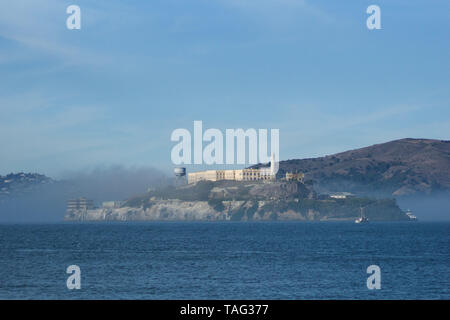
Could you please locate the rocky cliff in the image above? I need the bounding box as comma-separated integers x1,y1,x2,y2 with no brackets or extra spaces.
65,180,409,221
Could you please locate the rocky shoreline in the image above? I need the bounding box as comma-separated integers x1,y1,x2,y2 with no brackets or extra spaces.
64,197,408,222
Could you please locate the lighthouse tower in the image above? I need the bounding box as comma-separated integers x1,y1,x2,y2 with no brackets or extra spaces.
270,153,278,178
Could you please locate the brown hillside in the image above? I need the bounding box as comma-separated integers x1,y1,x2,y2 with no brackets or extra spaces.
277,139,450,197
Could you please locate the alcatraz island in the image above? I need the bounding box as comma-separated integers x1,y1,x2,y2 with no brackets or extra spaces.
65,154,411,222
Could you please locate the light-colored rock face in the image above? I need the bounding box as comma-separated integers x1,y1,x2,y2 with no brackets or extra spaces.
144,200,218,220
66,200,229,221
64,197,408,222
65,199,306,221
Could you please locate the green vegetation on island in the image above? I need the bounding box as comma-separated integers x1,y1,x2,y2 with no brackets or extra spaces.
124,180,409,221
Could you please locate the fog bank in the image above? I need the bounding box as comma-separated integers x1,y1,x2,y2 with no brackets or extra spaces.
0,166,170,222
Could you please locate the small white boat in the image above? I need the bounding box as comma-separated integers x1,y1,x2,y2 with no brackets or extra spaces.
406,209,418,221
355,216,369,223
355,207,369,223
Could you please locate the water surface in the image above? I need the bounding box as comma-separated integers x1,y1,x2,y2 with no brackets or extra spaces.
0,222,448,299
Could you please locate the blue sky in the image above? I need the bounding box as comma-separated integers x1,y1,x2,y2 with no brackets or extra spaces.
0,0,449,177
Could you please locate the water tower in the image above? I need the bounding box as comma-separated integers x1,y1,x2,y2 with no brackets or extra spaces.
173,167,186,186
